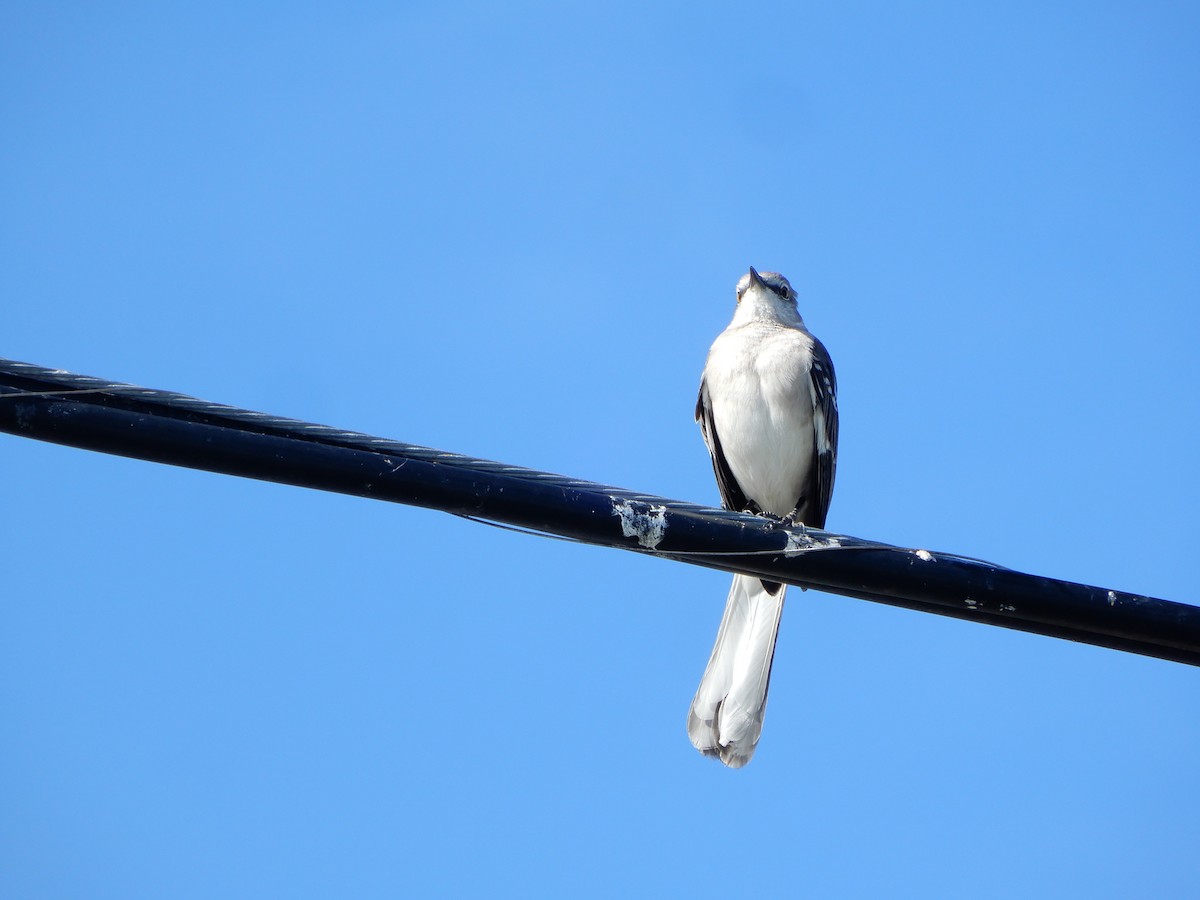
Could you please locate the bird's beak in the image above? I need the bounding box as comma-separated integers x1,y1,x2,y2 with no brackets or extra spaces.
737,266,766,303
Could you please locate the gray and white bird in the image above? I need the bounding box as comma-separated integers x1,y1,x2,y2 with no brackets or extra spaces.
688,267,839,767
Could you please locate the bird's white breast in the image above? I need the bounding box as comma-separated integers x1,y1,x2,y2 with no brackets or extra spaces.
704,323,816,517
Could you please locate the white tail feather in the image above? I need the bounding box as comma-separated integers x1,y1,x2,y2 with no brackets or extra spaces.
687,574,785,767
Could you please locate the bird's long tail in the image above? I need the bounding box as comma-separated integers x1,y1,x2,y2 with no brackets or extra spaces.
686,574,786,767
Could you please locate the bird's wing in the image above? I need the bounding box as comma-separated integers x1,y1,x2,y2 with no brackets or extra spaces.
801,336,839,529
695,378,756,515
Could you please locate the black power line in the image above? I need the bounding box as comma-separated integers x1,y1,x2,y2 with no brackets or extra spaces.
2,356,1196,665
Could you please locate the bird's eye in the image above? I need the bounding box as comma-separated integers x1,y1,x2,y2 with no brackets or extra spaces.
776,284,792,300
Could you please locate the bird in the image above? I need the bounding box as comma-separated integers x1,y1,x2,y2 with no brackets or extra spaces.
687,266,839,767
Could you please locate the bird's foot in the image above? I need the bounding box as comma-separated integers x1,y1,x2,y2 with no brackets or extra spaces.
768,512,807,532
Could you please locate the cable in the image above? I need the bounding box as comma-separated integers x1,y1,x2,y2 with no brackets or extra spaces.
2,355,1197,666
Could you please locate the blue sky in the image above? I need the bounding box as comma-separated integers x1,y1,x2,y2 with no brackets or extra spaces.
3,3,1198,897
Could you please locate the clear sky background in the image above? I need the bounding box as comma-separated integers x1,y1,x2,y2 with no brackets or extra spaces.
3,3,1198,897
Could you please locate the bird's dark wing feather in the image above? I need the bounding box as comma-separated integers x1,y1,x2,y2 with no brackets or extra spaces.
796,337,839,529
695,379,757,515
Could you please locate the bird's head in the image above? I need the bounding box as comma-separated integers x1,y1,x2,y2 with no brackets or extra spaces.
734,267,801,322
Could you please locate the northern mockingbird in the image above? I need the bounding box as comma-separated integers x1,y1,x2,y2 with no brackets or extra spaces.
688,267,839,767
